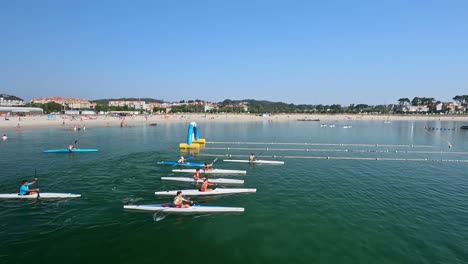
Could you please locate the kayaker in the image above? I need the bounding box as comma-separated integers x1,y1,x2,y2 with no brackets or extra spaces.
68,143,75,152
193,168,206,181
173,191,192,208
178,156,185,164
249,153,256,161
19,178,39,195
199,178,214,192
204,162,213,171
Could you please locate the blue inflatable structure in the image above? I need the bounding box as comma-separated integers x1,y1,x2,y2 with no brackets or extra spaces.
180,122,206,149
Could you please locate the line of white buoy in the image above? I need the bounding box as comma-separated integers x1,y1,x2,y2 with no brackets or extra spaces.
207,141,434,148
199,153,468,163
202,147,468,155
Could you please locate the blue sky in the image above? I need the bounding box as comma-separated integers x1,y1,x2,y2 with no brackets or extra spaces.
1,0,467,105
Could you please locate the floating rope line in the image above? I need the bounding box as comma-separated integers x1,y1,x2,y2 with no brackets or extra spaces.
207,141,433,148
203,147,468,155
198,153,468,163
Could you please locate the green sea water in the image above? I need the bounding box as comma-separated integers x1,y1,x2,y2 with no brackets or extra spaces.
1,120,468,264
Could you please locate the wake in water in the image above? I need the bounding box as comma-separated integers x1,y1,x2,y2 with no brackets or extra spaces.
153,211,167,222
122,197,145,204
151,212,214,222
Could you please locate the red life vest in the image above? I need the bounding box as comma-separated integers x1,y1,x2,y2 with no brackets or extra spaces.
193,171,200,180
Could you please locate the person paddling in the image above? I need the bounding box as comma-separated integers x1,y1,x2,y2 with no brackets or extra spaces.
177,156,185,164
173,191,192,208
68,143,75,152
204,163,213,171
19,178,39,195
199,178,215,192
249,153,256,161
193,168,206,181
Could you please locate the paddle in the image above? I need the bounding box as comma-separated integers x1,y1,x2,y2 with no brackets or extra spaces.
206,158,218,168
256,151,265,160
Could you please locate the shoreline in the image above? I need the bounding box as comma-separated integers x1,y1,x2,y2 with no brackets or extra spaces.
1,113,468,131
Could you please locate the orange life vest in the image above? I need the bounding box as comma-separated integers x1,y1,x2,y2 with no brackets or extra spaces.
200,181,209,191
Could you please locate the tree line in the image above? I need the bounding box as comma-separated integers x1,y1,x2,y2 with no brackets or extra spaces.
16,95,468,114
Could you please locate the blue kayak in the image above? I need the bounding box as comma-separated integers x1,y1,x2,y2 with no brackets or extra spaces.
157,161,205,167
43,149,99,153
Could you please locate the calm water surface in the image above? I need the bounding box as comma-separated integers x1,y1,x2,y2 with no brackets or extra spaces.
1,120,468,264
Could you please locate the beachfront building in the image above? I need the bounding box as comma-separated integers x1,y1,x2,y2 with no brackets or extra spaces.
108,100,150,112
406,105,430,113
148,102,163,112
441,102,466,114
400,102,466,114
0,94,25,106
32,97,96,109
222,103,249,112
0,106,43,116
445,102,466,113
204,103,219,112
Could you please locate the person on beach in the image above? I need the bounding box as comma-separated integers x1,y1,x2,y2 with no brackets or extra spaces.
2,134,7,141
19,178,39,195
173,191,192,208
249,153,256,161
199,178,215,192
178,156,185,164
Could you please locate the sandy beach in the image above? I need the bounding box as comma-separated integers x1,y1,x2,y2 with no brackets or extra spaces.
1,113,468,131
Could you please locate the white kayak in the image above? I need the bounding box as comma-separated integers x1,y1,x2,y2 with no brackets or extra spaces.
223,159,285,165
155,188,256,196
172,168,246,175
161,177,244,184
124,204,244,213
0,193,81,199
